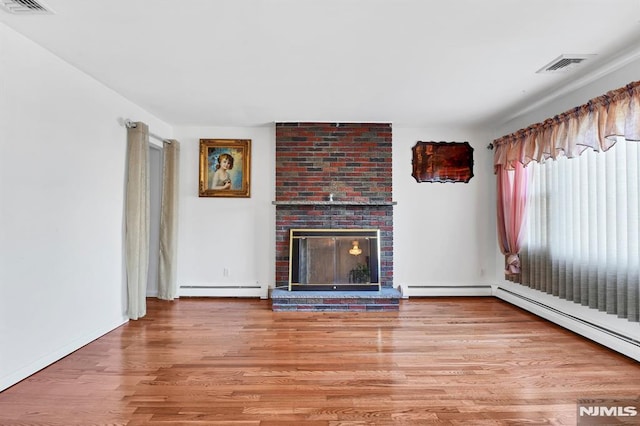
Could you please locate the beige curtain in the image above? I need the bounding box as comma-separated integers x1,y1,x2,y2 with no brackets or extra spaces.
158,140,180,300
493,80,640,171
125,122,150,320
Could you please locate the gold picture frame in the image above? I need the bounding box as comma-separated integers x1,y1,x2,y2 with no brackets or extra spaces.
199,139,251,197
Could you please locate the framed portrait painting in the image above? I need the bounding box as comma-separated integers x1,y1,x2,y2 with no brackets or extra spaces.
199,139,251,197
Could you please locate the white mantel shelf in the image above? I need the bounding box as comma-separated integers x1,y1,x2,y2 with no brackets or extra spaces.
272,200,397,206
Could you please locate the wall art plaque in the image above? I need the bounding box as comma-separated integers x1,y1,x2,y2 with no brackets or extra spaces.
411,141,474,183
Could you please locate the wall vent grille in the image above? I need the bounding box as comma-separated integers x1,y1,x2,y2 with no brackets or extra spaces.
0,0,53,14
536,54,595,74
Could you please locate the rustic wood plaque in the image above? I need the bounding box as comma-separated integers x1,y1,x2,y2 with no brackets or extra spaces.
411,141,474,183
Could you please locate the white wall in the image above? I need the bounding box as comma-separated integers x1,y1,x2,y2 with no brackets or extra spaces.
172,124,497,294
0,23,172,391
173,125,275,293
392,127,497,291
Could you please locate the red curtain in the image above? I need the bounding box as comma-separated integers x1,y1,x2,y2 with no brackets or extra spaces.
496,161,529,275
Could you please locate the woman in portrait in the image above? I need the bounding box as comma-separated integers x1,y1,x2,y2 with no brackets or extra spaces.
210,153,234,190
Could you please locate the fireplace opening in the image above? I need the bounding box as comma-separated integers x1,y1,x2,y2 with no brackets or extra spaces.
288,229,380,291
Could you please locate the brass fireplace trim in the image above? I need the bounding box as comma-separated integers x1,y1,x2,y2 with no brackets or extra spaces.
288,228,381,291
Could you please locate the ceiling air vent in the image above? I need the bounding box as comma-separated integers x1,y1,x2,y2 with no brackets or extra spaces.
536,54,595,74
0,0,53,14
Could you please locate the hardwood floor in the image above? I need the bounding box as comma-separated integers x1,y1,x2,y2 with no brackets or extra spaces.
1,297,638,425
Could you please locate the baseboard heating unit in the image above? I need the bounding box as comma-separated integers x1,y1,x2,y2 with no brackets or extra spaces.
494,286,640,362
399,284,493,298
180,284,268,299
398,283,639,361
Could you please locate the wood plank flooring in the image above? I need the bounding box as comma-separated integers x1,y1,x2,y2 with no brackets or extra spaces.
1,297,639,425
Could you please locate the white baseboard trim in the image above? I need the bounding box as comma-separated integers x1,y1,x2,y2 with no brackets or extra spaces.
399,284,493,299
0,316,129,392
180,284,269,299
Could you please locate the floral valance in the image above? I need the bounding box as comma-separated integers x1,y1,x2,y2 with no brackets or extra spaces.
493,80,640,172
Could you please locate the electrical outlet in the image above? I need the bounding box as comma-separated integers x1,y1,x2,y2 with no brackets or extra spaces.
223,267,230,277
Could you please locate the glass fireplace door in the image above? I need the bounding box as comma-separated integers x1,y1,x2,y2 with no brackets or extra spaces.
289,229,380,291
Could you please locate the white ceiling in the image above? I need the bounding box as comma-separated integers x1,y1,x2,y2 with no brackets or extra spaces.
2,0,640,129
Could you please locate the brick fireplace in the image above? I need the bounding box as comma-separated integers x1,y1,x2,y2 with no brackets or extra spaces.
274,122,395,291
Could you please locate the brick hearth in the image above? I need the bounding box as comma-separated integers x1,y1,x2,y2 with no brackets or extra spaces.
271,288,401,312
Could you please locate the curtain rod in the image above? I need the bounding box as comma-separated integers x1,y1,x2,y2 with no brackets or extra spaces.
124,119,172,144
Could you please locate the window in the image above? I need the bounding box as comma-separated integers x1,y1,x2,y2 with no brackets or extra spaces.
520,139,639,321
